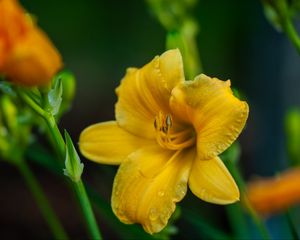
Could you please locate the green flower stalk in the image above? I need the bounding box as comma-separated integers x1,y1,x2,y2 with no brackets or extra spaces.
147,0,202,79
262,0,300,54
16,74,103,240
16,160,69,240
0,92,68,240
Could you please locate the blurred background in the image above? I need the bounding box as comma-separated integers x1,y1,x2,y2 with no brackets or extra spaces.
1,0,300,239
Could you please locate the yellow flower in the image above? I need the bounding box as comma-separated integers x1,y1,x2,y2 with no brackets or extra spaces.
0,0,62,86
79,49,249,234
246,168,300,215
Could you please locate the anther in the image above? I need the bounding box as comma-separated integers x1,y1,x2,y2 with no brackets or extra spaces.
165,114,172,128
154,118,157,129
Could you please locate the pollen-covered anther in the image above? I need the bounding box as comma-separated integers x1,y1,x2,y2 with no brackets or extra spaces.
154,111,195,150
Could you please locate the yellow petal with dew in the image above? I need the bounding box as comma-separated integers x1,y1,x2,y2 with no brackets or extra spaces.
79,121,154,165
112,146,195,234
115,49,184,139
189,156,239,204
170,74,249,160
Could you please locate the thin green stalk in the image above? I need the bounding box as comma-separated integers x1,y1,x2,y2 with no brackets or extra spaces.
282,15,300,54
16,160,68,240
225,203,249,239
286,209,300,240
275,0,300,54
43,115,102,240
183,208,232,240
226,161,271,240
45,113,66,158
74,180,102,240
18,89,102,240
27,143,153,240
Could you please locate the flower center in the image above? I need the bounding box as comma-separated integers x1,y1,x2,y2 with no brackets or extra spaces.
154,111,196,150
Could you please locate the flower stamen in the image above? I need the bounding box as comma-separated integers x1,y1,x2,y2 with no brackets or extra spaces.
154,111,195,150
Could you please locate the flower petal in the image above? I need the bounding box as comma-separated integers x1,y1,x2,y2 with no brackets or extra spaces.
112,146,195,234
246,168,300,214
3,29,62,86
0,0,62,86
79,121,153,165
188,156,239,204
115,49,184,139
170,74,249,160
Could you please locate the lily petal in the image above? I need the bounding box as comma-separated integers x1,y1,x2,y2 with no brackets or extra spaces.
115,49,184,139
189,156,239,204
112,146,195,234
79,121,153,165
170,74,249,160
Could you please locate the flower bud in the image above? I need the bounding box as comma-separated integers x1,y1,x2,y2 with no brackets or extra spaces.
0,95,17,134
59,71,76,104
0,0,62,86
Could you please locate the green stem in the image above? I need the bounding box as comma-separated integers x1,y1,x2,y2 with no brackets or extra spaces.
282,15,300,54
226,161,271,240
74,180,102,240
225,203,249,239
276,0,300,54
18,89,102,240
45,113,66,158
286,209,300,240
183,208,232,240
16,160,68,240
43,116,102,240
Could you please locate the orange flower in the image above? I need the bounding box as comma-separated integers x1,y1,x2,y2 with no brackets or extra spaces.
246,168,300,215
0,0,62,86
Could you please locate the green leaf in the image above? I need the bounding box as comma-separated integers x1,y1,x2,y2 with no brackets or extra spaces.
59,71,76,104
47,77,63,115
220,142,241,165
20,87,43,107
262,0,283,32
63,130,84,182
182,208,232,240
56,70,76,118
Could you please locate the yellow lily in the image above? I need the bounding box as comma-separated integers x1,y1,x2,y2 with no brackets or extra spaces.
0,0,62,86
79,49,249,234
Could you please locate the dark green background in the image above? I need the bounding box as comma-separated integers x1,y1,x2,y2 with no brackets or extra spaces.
1,0,299,239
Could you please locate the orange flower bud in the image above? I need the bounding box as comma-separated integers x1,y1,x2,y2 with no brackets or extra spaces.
246,168,300,215
0,0,62,86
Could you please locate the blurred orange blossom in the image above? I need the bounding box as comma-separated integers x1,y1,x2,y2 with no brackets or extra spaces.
247,167,300,215
0,0,62,86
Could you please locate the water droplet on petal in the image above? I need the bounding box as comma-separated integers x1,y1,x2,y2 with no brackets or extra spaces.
149,208,159,221
158,190,165,197
114,187,121,196
117,206,125,218
174,182,187,200
200,188,206,198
